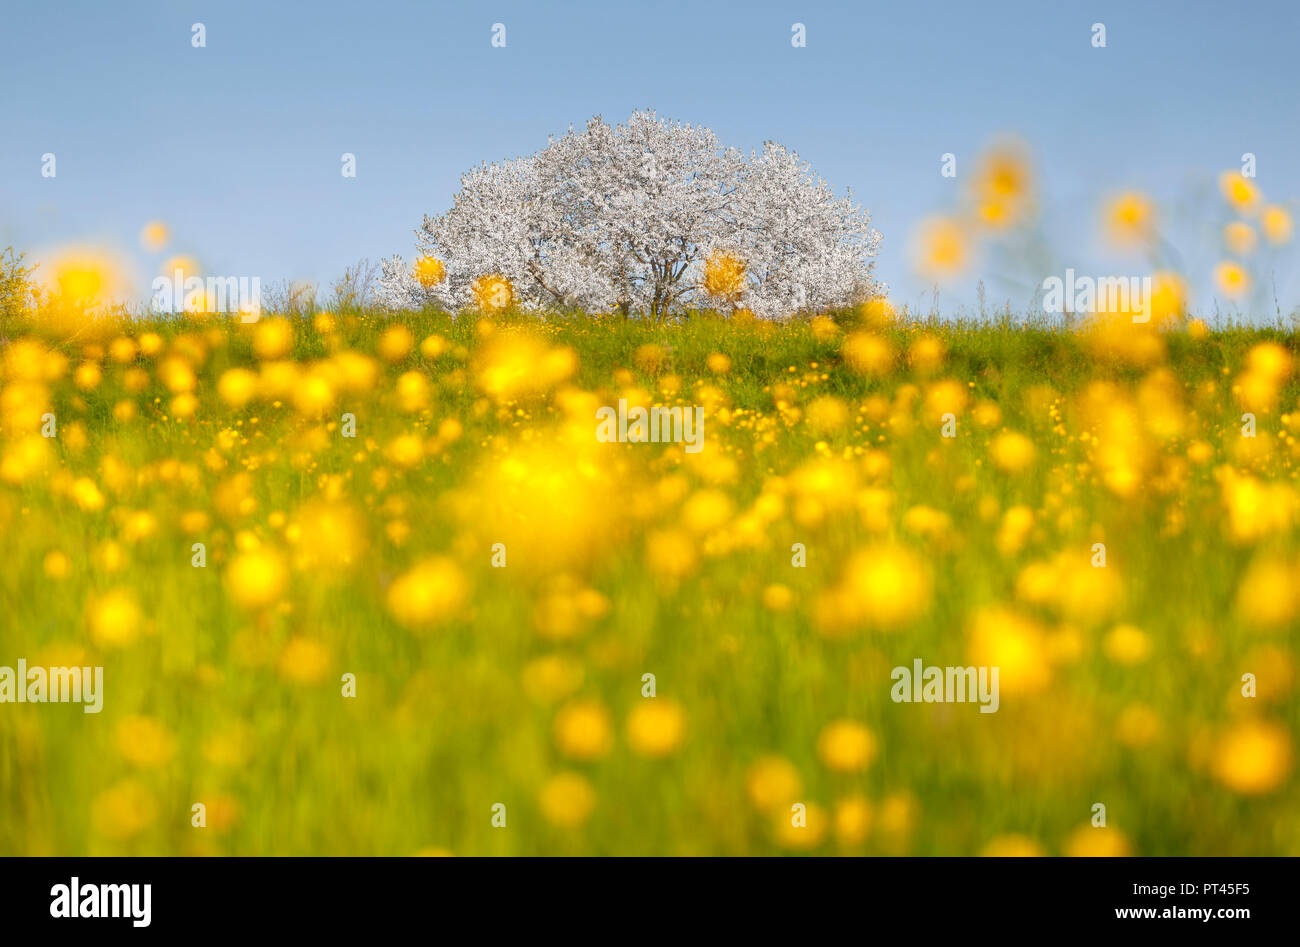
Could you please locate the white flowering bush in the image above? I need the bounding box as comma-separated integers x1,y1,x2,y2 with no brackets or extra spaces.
378,111,884,320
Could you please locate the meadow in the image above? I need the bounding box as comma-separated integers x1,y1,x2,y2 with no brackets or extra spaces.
0,296,1297,856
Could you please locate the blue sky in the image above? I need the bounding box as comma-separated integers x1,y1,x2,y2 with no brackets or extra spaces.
2,0,1297,315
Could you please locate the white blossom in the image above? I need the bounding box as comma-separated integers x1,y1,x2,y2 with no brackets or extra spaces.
378,111,884,319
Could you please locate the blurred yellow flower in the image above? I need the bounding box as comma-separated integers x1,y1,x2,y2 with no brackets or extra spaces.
970,141,1033,229
990,431,1036,474
218,368,258,408
842,331,895,376
224,546,288,611
522,655,584,704
773,802,827,850
87,589,142,648
834,796,872,846
377,324,415,363
554,699,614,760
706,351,732,375
626,699,686,758
139,220,169,252
414,256,446,288
981,834,1045,857
278,637,332,684
816,719,877,773
539,772,595,828
471,273,514,313
703,250,746,301
117,715,176,768
1219,171,1260,212
1211,719,1292,795
91,779,156,841
1064,825,1132,857
817,543,932,633
746,756,802,813
1214,260,1251,299
1104,191,1156,247
1261,205,1293,245
253,319,294,360
913,216,970,278
1223,221,1258,256
387,557,468,630
968,606,1051,695
1102,624,1152,665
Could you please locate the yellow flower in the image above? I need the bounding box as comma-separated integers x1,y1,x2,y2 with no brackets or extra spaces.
1223,221,1257,256
1116,704,1162,748
909,334,947,375
809,314,839,340
1102,624,1152,665
746,756,802,812
420,334,450,359
471,274,514,313
116,715,176,767
1234,554,1296,628
91,779,156,841
203,723,254,767
834,796,872,846
253,318,294,359
539,772,595,828
858,297,895,328
218,368,258,408
377,324,414,363
387,557,468,630
1261,205,1293,245
385,433,424,469
554,699,613,761
1246,341,1292,382
706,351,731,375
626,699,686,758
818,543,932,632
922,378,968,423
981,834,1045,857
71,477,105,512
702,250,746,301
73,361,102,391
414,256,446,288
805,395,850,434
1219,170,1260,211
1064,825,1132,857
88,589,142,648
990,431,1036,474
278,637,331,684
292,370,335,417
913,216,969,277
224,547,288,611
816,720,877,773
139,220,169,252
968,606,1051,695
1104,191,1155,247
522,655,584,704
970,141,1033,229
474,334,575,402
395,371,431,412
1142,271,1187,326
645,529,697,581
43,550,70,579
1211,719,1292,795
842,332,894,376
1214,261,1251,298
761,583,794,612
773,802,828,850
